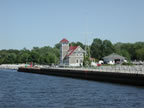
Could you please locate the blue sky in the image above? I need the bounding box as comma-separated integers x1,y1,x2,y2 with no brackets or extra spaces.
0,0,144,50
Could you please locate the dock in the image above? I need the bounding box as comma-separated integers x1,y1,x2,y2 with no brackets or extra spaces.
18,66,144,86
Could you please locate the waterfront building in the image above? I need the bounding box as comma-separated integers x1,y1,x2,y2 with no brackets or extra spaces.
60,38,85,66
103,53,126,64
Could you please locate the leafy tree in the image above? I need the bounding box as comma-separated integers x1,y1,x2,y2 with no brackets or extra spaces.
29,51,40,63
91,38,103,59
70,42,85,49
54,43,61,49
20,53,30,63
136,48,144,60
121,50,131,61
2,53,16,64
83,55,91,67
102,40,115,57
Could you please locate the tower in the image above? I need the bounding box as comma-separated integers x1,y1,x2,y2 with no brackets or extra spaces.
60,38,69,64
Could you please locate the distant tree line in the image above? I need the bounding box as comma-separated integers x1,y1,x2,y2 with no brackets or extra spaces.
0,38,144,65
90,39,144,61
0,46,60,65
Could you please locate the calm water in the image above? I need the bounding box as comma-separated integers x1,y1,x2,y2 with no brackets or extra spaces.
0,69,144,108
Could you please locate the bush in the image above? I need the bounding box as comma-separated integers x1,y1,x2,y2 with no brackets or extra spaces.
122,62,133,65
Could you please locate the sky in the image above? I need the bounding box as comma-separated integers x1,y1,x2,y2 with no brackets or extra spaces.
0,0,144,50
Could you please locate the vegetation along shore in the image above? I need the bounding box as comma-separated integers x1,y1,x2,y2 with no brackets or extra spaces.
0,38,144,65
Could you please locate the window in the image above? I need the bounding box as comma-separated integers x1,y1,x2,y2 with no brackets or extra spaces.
63,43,68,46
80,53,83,56
77,59,79,63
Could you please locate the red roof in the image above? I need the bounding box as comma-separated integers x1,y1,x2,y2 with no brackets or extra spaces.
60,38,69,43
67,46,78,56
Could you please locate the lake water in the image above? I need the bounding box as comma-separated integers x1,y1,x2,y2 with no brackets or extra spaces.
0,69,144,108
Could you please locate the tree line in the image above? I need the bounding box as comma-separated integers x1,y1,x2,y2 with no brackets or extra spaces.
0,46,60,65
0,38,144,65
90,39,144,61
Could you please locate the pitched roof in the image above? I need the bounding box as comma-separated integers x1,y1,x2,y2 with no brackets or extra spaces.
103,53,125,60
60,38,69,43
67,46,78,56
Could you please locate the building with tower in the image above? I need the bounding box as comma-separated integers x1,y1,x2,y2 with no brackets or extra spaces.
60,38,85,66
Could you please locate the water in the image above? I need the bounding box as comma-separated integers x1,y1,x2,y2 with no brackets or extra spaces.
0,69,144,108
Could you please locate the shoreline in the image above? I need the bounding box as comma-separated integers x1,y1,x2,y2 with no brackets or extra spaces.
0,64,26,70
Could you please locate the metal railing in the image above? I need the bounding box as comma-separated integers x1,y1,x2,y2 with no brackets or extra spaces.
49,65,144,74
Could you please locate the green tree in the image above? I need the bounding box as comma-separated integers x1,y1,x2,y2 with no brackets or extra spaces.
91,38,103,59
54,43,61,49
102,40,115,57
136,48,144,60
83,55,91,67
121,50,131,61
70,42,85,49
20,53,30,63
29,51,40,63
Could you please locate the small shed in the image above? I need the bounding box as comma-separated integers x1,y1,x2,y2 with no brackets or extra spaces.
103,53,125,64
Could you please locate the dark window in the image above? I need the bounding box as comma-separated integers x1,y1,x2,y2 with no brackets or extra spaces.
77,59,79,63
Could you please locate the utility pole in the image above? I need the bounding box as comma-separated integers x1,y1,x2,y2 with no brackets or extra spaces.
84,32,91,58
84,32,88,56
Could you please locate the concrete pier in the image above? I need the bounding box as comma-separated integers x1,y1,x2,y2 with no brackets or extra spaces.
0,64,26,70
18,67,144,86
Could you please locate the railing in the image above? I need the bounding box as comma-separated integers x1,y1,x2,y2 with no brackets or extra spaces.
1,64,143,74
48,65,144,74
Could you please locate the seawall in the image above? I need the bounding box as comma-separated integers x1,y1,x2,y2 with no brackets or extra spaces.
18,67,144,86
